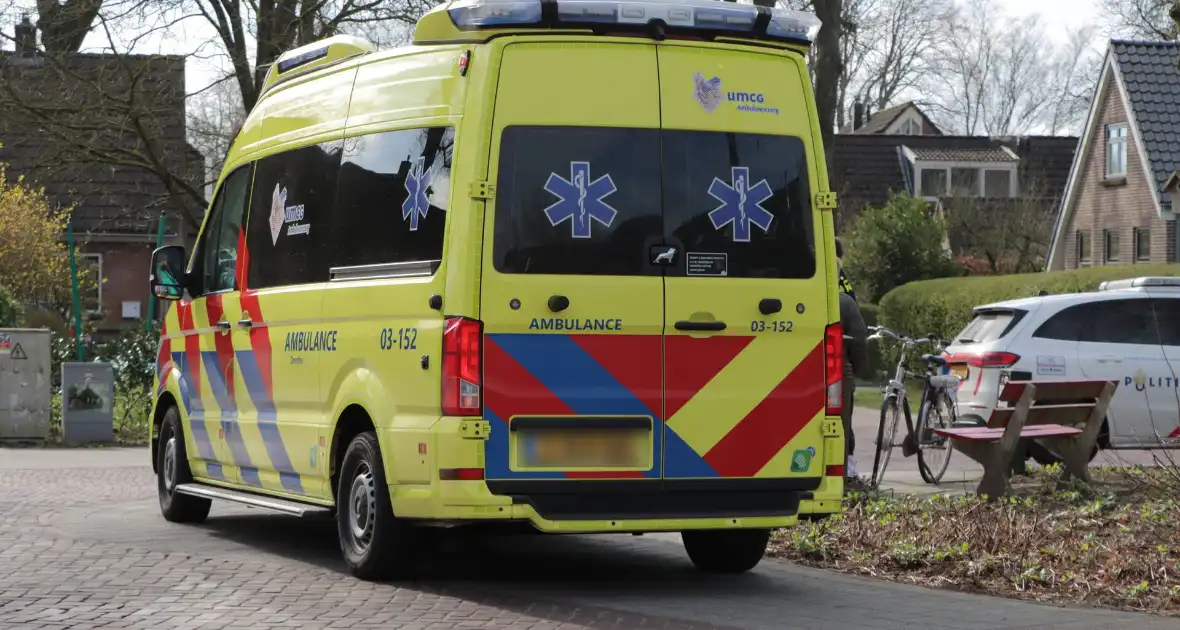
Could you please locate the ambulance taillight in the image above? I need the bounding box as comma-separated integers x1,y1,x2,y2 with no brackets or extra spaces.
824,322,843,417
442,316,483,416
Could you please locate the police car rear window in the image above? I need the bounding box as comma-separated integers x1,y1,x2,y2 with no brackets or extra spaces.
957,309,1026,344
493,126,815,278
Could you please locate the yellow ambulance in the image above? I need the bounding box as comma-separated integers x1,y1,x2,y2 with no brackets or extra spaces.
148,0,845,581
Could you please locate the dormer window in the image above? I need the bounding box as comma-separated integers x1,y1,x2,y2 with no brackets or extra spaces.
905,146,1019,198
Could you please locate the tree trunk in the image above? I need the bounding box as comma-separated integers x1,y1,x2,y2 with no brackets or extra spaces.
812,0,842,175
36,0,103,53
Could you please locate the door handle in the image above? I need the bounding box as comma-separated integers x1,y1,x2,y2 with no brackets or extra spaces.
237,319,253,328
548,295,570,313
759,298,783,315
675,320,727,332
215,320,231,331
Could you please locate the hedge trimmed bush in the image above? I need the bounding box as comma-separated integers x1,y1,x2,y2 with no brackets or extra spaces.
879,264,1180,340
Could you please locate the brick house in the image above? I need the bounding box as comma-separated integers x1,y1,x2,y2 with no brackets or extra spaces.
0,16,204,334
1046,40,1180,270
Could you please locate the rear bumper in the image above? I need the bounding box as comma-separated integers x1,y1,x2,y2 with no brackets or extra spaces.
391,477,820,533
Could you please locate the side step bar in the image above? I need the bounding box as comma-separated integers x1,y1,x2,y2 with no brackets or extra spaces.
175,483,332,518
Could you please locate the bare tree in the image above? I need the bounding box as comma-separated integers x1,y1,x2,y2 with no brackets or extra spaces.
1099,0,1175,39
186,74,244,186
943,181,1058,274
853,0,950,111
922,0,1098,136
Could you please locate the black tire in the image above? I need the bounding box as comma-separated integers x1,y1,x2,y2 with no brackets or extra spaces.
336,431,416,581
157,406,212,523
871,398,901,487
1029,441,1100,467
682,529,771,574
916,393,954,484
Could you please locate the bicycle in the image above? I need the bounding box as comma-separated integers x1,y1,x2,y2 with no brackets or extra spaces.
866,326,962,487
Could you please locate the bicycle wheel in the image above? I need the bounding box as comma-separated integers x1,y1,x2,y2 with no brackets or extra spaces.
871,397,901,487
916,391,955,484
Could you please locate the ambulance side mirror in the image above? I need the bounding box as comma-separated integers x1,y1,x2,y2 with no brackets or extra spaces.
150,245,188,302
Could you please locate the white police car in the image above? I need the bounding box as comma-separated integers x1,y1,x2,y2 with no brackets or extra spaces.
944,277,1180,454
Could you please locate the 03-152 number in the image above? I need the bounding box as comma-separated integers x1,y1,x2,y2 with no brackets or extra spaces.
379,327,418,350
750,320,793,333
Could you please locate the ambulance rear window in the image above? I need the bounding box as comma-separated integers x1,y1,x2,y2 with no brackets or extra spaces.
493,126,815,278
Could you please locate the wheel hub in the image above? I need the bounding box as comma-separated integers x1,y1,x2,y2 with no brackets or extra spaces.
163,437,178,492
347,463,377,555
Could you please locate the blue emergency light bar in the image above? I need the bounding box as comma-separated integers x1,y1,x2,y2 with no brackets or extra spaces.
446,0,822,44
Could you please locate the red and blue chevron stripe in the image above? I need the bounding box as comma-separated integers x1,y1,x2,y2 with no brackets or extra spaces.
483,333,717,479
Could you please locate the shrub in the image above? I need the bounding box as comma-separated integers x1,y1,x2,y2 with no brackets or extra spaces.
879,263,1180,340
0,286,17,327
858,302,880,328
0,161,76,307
844,192,961,302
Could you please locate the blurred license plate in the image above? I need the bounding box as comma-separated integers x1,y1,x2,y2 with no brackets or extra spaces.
951,365,969,379
518,428,648,469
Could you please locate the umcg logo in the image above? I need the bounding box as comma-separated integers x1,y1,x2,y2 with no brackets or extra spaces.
728,91,766,103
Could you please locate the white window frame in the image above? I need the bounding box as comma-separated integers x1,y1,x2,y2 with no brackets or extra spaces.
1106,123,1128,178
77,253,103,314
912,162,1019,199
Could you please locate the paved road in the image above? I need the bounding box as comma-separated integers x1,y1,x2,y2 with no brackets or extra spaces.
1,448,1177,630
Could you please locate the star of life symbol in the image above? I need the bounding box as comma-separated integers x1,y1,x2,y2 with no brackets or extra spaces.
543,161,618,239
402,156,431,231
708,166,774,242
693,72,723,113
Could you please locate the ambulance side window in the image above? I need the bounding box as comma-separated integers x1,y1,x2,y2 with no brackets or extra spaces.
245,140,343,288
195,164,252,295
328,127,452,271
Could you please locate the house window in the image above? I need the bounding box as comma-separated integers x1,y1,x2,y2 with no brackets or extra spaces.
919,169,947,196
983,169,1012,197
1104,229,1120,262
1077,230,1091,265
77,253,102,314
1106,123,1127,177
950,168,980,196
898,118,920,135
1134,227,1151,261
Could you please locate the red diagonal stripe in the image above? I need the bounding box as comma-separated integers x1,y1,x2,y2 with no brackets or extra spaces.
156,319,172,392
177,301,202,401
704,342,825,477
665,335,755,420
568,334,662,419
483,337,642,479
484,336,575,420
204,294,237,405
239,289,273,399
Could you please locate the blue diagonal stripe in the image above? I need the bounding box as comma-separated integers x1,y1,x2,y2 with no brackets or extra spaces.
201,352,253,474
173,351,215,462
489,334,660,479
484,409,565,479
236,350,303,493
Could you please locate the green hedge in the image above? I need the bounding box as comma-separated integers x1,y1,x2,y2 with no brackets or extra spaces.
879,264,1180,340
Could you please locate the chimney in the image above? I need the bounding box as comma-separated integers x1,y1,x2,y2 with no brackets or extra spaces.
853,101,864,131
14,14,36,57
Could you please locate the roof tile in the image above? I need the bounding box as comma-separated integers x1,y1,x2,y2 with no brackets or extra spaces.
1111,40,1180,212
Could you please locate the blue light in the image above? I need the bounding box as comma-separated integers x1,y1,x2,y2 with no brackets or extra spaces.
448,0,543,28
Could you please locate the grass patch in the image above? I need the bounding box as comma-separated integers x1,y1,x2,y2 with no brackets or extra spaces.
771,467,1180,616
852,380,926,410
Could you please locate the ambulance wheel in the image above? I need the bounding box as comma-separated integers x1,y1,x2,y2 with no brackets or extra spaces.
337,431,416,581
157,406,211,523
682,528,771,574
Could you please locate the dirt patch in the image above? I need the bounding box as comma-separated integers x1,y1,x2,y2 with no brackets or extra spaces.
772,467,1180,616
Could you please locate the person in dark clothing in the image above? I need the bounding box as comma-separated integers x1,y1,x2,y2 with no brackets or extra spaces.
835,237,856,301
840,291,870,479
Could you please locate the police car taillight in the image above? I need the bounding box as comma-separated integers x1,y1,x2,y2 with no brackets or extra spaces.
824,322,843,417
446,0,822,44
442,317,483,415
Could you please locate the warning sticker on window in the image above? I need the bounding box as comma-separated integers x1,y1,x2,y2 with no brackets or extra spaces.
686,252,728,277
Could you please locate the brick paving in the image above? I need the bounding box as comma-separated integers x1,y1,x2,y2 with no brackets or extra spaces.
1,448,1177,629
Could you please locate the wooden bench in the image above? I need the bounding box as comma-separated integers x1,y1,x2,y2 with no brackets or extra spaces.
933,379,1118,499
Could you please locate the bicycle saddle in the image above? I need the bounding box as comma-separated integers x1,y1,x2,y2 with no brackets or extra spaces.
920,354,947,366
